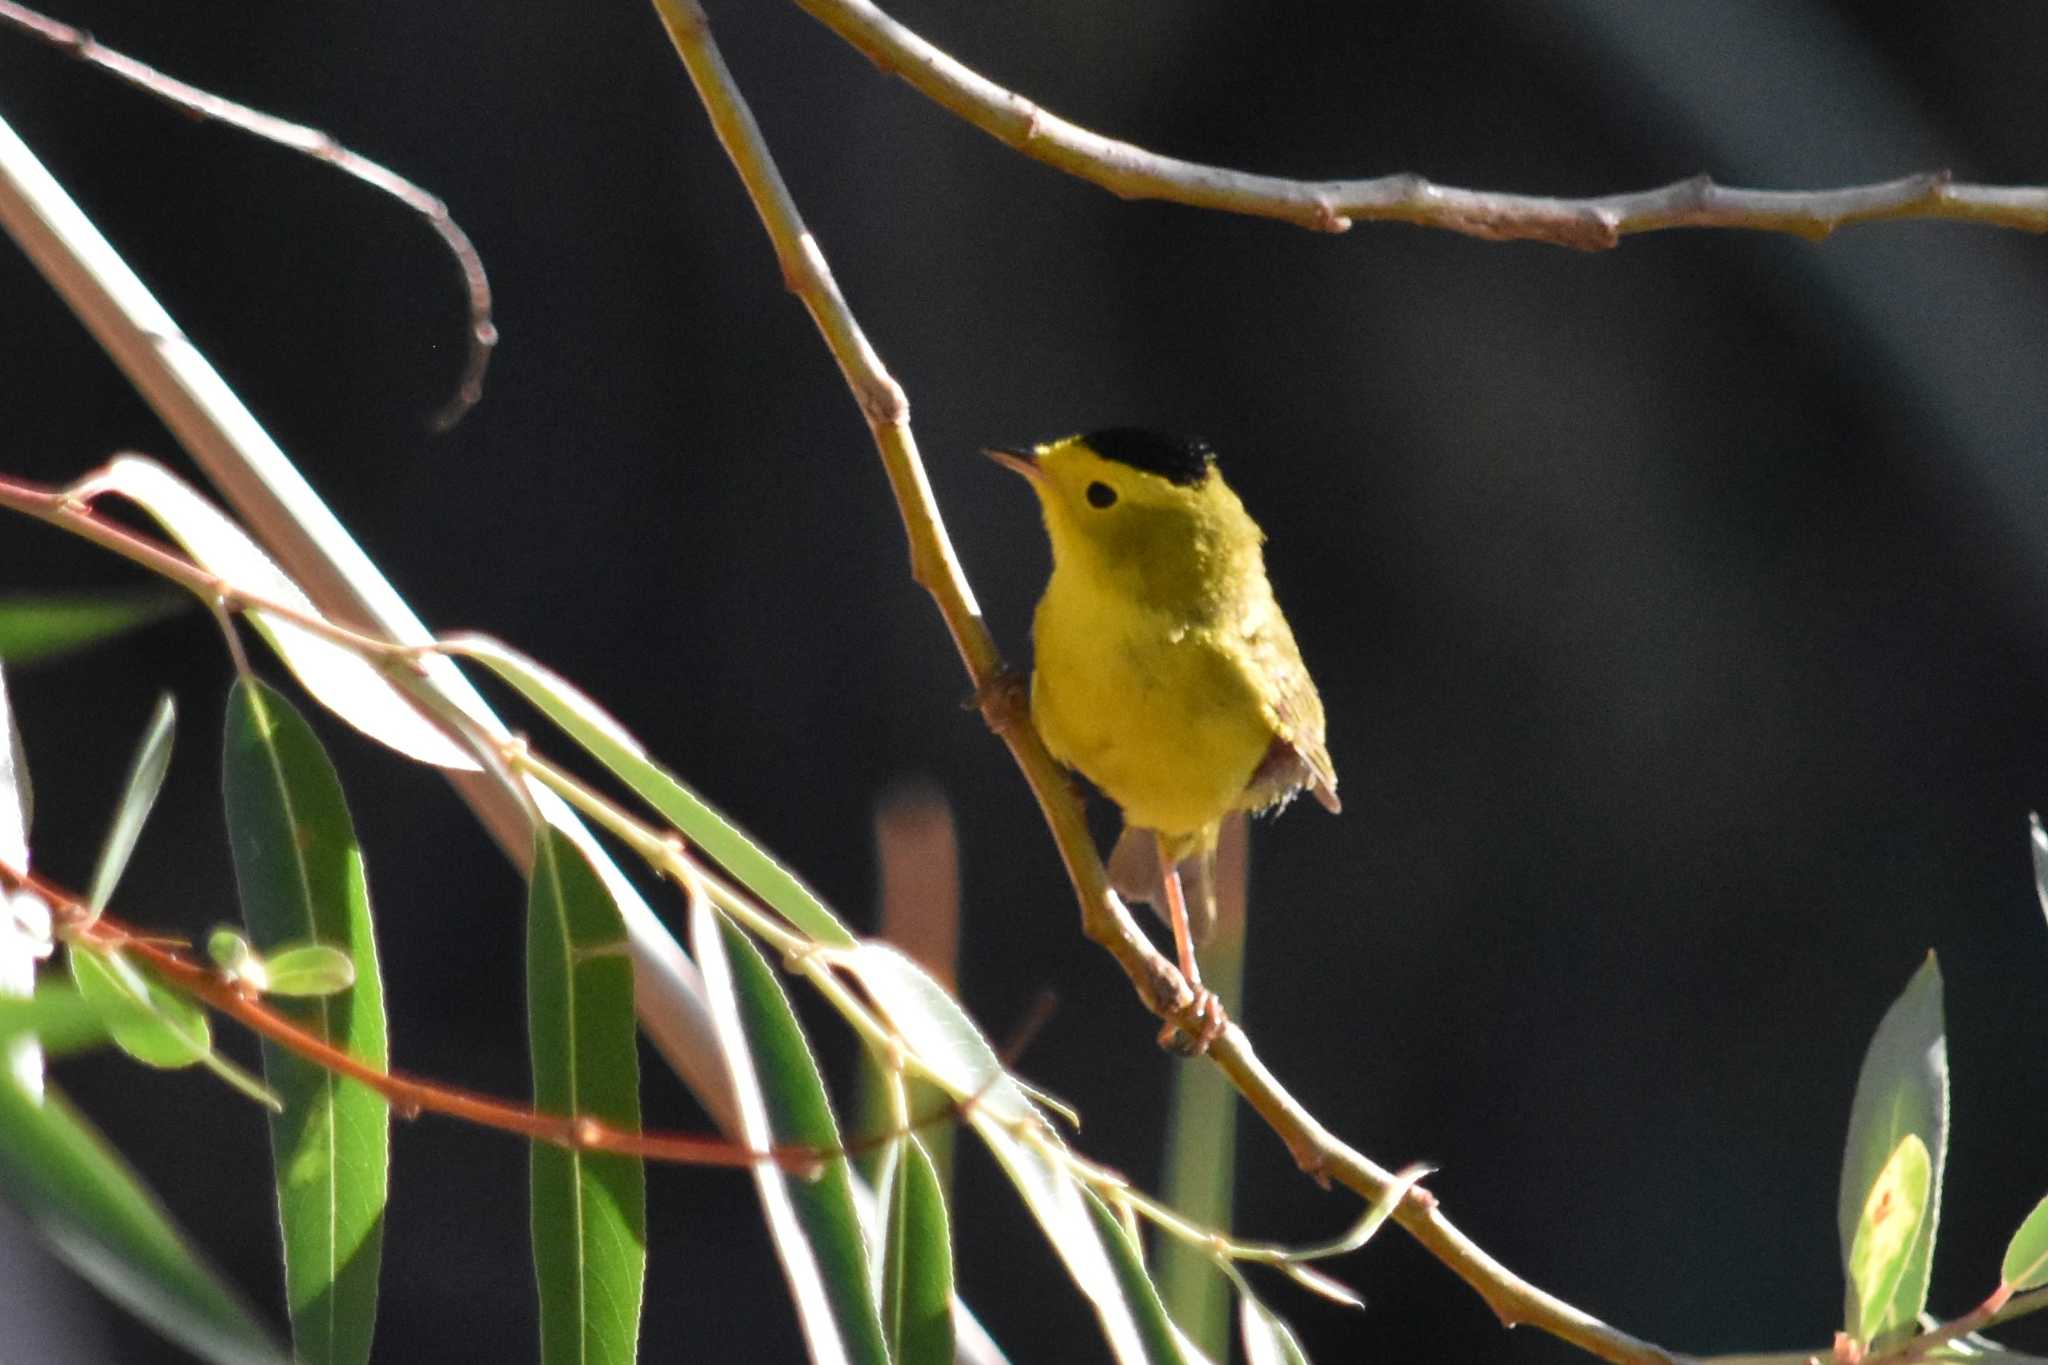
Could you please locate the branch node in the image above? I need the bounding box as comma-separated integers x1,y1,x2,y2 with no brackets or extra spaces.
857,374,910,427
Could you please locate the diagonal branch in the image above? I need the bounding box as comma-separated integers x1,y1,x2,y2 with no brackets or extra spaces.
647,2,1687,1361
786,0,2048,250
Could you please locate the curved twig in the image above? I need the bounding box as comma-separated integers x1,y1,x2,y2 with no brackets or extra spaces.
788,0,2048,250
0,0,496,426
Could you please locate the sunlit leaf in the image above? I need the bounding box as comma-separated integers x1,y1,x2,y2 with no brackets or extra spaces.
2033,814,2048,933
1084,1190,1193,1364
0,660,30,864
842,942,1160,1362
881,1135,954,1365
0,665,39,1097
0,589,187,666
1838,954,1946,1339
89,457,475,770
1237,1285,1312,1365
224,678,389,1365
0,1073,287,1364
260,945,357,998
694,905,889,1364
451,636,853,946
2002,1195,2048,1292
527,827,645,1365
69,946,208,1070
88,693,175,912
1848,1134,1933,1344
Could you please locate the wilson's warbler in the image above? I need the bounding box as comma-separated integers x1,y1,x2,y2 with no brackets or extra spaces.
989,429,1338,1045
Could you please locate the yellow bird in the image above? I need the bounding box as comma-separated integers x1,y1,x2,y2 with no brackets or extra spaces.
989,429,1338,1041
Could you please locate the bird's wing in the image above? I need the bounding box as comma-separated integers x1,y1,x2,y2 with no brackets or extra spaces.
1239,600,1340,814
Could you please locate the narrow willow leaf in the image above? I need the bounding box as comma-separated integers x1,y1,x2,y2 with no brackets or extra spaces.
1237,1287,1312,1365
881,1136,954,1365
453,636,853,946
693,904,889,1365
0,1074,287,1365
2002,1196,2048,1291
1849,1134,1933,1343
842,943,1157,1362
0,589,187,666
88,693,175,912
224,679,389,1365
1083,1190,1195,1365
92,457,475,770
527,827,646,1365
69,946,208,1069
1839,954,1947,1338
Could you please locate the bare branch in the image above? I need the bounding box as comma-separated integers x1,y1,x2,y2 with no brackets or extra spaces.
647,1,1693,1359
788,0,2048,249
0,0,497,426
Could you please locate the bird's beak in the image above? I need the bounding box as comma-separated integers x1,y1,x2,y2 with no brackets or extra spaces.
983,445,1042,482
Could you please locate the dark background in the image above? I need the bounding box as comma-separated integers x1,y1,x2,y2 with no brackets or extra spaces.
3,1,2047,1361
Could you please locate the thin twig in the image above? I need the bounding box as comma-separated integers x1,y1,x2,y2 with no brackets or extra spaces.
787,0,2048,250
0,0,496,426
646,2,1685,1361
0,861,808,1172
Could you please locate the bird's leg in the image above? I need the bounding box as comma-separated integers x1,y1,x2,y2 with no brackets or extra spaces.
1154,834,1228,1054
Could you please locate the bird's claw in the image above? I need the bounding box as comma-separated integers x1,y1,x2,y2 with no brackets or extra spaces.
1155,982,1228,1056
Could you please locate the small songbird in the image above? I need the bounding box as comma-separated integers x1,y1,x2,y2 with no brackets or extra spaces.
988,429,1338,1041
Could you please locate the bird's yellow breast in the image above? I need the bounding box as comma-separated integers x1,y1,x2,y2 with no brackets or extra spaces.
1030,563,1276,840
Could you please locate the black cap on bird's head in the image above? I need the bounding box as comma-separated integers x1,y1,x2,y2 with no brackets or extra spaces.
1081,428,1216,488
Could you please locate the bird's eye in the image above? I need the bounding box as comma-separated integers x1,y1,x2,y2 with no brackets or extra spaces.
1085,481,1117,509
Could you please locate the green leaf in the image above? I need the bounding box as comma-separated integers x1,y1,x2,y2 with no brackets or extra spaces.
527,827,645,1365
260,944,357,998
1084,1190,1193,1365
693,904,889,1365
88,693,175,912
453,636,854,947
1848,1134,1933,1343
89,457,475,770
208,928,259,979
1236,1284,1312,1365
224,678,389,1365
0,1074,287,1365
0,589,187,666
69,946,209,1069
1838,954,1947,1341
880,1135,954,1365
2002,1195,2048,1291
0,983,116,1055
841,942,1161,1363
